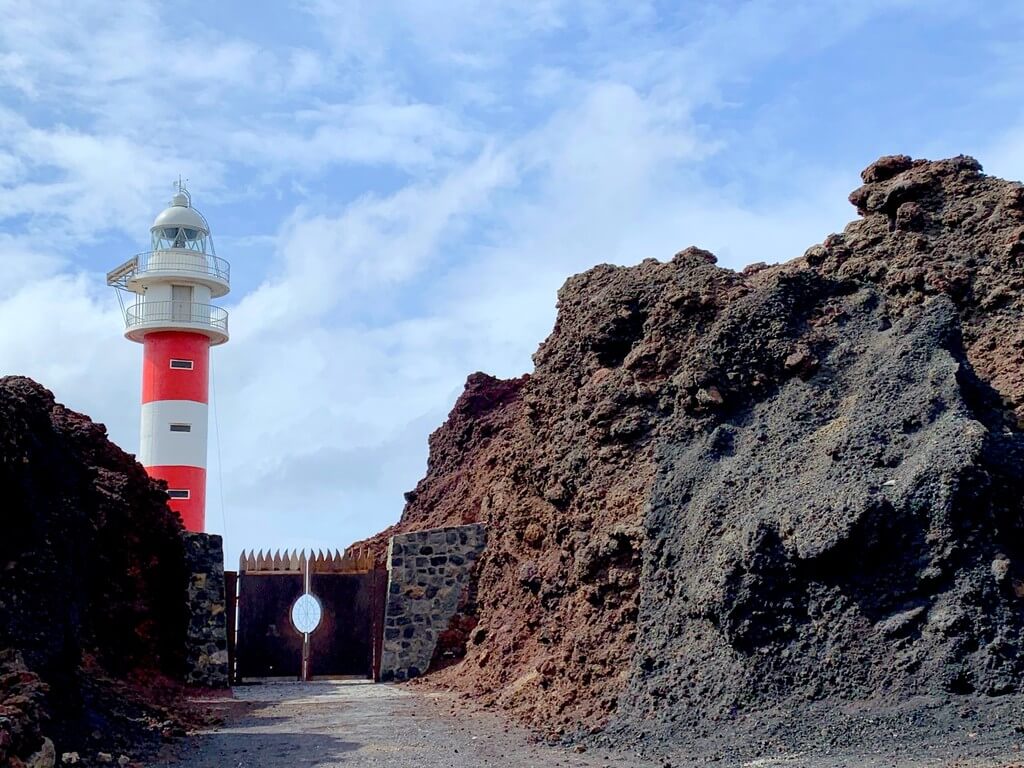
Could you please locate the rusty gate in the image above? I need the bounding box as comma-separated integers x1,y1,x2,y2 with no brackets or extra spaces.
228,549,387,682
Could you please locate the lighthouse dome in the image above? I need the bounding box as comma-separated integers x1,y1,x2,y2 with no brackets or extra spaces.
152,192,209,235
149,188,215,255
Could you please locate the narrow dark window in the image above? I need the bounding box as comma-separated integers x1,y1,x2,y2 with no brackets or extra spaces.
167,489,190,499
169,423,191,433
169,359,194,370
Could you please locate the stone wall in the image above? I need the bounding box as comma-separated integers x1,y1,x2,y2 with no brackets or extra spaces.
380,523,486,682
182,532,230,688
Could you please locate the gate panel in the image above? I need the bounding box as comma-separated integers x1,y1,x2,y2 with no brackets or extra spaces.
234,549,384,681
236,573,304,679
309,572,373,677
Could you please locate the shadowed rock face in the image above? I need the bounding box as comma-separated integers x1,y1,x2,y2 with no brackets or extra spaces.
358,156,1024,746
0,377,189,764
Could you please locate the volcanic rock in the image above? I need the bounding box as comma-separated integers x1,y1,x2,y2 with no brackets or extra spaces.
354,156,1024,760
0,377,192,765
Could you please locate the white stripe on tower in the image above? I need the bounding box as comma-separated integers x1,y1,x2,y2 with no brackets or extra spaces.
140,399,210,469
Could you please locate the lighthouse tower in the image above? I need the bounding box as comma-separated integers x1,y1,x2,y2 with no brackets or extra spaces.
107,183,229,532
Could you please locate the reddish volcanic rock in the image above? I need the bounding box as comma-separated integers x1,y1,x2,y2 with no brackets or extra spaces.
358,156,1024,759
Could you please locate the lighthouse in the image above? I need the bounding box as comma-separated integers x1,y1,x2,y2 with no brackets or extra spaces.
107,182,229,532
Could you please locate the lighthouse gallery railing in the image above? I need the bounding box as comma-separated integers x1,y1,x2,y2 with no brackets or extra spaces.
125,301,229,334
106,251,230,288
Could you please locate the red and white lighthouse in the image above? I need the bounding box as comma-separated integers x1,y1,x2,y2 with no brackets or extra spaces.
107,183,229,532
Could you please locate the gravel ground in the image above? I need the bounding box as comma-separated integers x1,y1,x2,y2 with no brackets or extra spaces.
149,680,656,767
149,680,1024,767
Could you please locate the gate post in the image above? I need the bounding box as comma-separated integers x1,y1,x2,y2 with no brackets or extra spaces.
225,570,238,684
182,532,230,687
371,564,388,682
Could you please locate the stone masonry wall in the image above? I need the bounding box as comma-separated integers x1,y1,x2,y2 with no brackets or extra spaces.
182,532,230,687
380,523,486,681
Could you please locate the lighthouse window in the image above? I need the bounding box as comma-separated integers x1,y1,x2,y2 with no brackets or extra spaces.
169,359,194,370
167,489,190,499
169,423,192,433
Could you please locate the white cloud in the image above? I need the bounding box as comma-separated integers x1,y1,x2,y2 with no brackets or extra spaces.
0,235,65,296
0,268,139,446
300,0,571,68
235,146,514,331
0,2,473,250
226,101,475,175
0,114,220,243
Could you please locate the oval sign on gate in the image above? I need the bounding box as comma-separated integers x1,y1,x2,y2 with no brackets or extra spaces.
291,593,322,634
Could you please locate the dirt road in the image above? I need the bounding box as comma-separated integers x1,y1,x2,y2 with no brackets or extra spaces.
150,680,1024,767
151,680,655,767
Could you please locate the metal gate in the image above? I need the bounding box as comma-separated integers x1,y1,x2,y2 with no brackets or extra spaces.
230,549,387,682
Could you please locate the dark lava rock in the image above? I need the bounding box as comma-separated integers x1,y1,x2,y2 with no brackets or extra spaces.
614,291,1024,757
0,377,190,764
0,650,48,766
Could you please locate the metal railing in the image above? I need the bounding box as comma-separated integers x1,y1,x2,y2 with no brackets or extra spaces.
125,301,229,334
107,251,230,288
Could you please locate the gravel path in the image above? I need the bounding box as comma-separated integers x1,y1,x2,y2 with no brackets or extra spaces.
150,680,656,767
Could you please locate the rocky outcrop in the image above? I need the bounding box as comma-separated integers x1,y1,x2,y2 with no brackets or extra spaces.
817,154,1024,424
0,377,202,765
359,156,1024,755
0,651,48,767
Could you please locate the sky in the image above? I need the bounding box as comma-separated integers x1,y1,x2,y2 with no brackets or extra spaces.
2,0,1024,567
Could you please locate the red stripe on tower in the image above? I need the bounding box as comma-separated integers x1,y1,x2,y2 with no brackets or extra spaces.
148,465,208,531
106,182,230,533
142,331,211,404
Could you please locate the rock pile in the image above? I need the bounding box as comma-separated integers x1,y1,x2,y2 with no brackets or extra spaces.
360,156,1024,759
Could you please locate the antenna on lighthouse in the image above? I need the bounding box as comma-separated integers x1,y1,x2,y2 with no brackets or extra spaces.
173,175,191,207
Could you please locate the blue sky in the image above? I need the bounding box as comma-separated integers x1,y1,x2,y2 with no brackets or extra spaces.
2,0,1023,566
